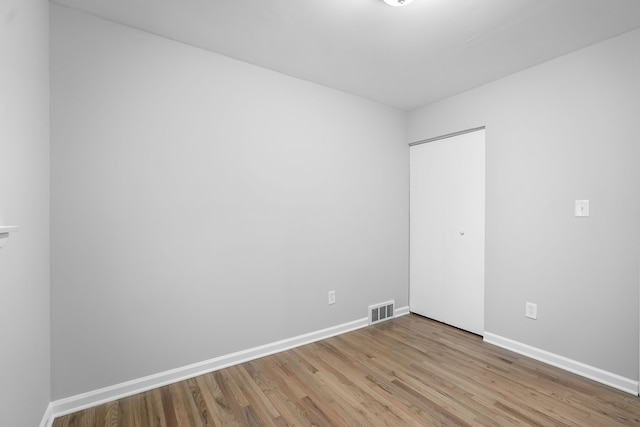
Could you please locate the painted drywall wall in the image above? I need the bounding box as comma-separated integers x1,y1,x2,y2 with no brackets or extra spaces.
50,5,408,399
0,0,51,425
408,28,640,380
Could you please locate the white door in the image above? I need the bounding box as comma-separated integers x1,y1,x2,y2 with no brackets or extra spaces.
410,128,485,335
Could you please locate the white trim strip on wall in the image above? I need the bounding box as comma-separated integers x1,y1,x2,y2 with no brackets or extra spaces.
484,332,639,396
408,126,486,147
39,403,54,427
44,307,410,424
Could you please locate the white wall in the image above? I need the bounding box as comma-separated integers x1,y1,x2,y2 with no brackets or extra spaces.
409,29,640,380
50,5,408,399
0,0,51,425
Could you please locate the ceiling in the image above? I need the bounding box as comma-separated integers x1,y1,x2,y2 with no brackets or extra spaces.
51,0,640,111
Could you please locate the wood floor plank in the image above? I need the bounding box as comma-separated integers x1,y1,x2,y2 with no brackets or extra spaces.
103,401,121,427
213,370,252,425
159,386,179,427
173,380,204,427
184,377,218,427
147,388,168,427
52,314,640,426
232,364,286,426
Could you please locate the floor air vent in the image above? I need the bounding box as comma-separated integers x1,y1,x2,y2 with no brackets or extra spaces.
369,301,395,325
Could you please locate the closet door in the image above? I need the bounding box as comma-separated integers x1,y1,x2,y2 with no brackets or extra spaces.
410,129,485,335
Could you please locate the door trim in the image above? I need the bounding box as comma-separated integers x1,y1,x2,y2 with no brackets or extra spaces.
409,126,486,147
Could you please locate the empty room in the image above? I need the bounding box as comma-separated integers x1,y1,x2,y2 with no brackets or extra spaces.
2,0,640,426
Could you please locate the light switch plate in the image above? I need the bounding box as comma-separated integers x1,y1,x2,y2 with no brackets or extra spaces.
526,302,537,320
328,290,336,305
575,200,590,217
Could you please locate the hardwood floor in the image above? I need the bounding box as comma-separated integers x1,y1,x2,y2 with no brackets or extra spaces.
53,314,640,426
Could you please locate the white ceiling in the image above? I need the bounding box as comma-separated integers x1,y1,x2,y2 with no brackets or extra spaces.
51,0,640,110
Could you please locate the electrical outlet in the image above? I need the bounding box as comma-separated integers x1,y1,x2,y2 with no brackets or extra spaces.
575,200,590,217
328,290,336,305
525,302,537,320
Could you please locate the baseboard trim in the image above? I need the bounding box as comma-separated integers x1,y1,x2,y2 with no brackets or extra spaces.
39,402,54,427
484,332,639,396
395,305,411,317
50,316,372,418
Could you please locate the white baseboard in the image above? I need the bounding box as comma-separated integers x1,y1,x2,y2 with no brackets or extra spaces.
484,332,639,396
50,316,374,419
395,305,411,317
39,402,54,427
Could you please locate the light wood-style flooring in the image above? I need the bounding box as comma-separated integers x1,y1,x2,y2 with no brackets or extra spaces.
53,314,640,426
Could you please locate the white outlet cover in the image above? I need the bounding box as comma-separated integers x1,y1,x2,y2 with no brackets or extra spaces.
575,200,590,217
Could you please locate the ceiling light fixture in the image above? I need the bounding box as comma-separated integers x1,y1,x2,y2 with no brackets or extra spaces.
383,0,415,6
